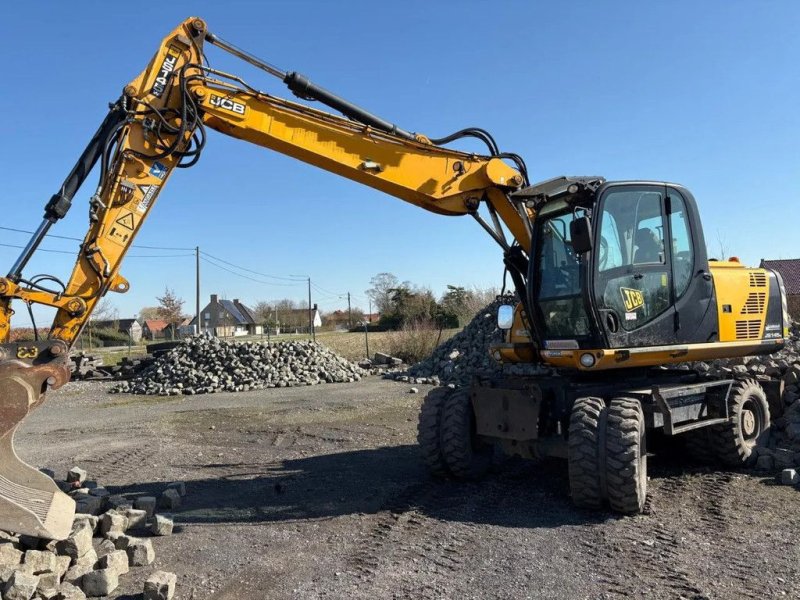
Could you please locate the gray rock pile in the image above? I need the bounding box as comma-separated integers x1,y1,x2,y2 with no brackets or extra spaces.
385,296,549,387
0,467,179,599
111,336,367,395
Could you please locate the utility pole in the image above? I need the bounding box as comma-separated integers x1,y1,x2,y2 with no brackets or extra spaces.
195,246,200,335
368,299,372,322
307,277,313,341
347,292,352,329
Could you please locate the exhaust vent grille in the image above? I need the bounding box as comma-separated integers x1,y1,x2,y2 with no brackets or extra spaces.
741,292,766,314
735,320,761,339
749,272,767,287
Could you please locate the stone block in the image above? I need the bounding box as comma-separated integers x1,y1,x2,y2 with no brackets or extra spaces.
72,514,98,534
143,570,177,600
56,523,93,560
88,487,110,498
36,570,59,595
97,550,129,576
81,569,119,597
122,508,148,530
0,544,23,566
134,496,157,518
166,481,186,496
72,548,97,569
756,454,774,471
105,495,133,511
780,468,800,485
3,570,39,600
24,550,56,575
126,538,155,566
151,514,174,536
74,496,104,516
66,468,87,485
95,539,116,559
56,582,87,599
109,534,135,551
63,564,92,587
99,511,128,537
158,488,181,510
55,555,71,580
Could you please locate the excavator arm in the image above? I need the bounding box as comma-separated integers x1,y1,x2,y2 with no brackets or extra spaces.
0,17,532,539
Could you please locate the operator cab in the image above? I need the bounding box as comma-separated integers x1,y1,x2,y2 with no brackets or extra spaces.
513,177,717,351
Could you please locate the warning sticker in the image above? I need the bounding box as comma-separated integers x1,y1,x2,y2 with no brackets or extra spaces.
136,184,159,213
115,213,135,230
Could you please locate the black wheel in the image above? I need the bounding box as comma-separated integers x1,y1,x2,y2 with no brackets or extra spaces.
417,387,451,476
711,379,770,466
568,396,605,509
604,397,647,514
440,388,492,480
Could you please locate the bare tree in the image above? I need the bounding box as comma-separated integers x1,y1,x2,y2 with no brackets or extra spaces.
366,272,400,314
156,288,185,339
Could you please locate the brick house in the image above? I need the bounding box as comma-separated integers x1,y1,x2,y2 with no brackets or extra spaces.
191,294,263,337
142,319,170,340
760,258,800,319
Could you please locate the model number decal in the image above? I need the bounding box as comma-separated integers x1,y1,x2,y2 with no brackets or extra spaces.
209,95,246,116
620,287,644,311
151,45,181,98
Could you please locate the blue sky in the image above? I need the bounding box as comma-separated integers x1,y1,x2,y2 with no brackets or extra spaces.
1,1,797,324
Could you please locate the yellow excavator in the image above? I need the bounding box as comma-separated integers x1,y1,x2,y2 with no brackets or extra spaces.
0,17,789,539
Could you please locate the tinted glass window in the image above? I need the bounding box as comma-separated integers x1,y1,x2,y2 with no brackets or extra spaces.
668,191,693,297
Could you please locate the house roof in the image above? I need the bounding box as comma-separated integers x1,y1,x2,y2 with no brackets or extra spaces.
233,300,258,324
219,299,255,325
143,319,169,332
761,259,800,295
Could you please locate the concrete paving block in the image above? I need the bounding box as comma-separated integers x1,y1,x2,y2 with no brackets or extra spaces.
81,569,119,597
143,570,177,600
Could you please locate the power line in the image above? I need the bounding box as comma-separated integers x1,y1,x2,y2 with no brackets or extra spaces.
0,242,192,259
0,242,73,255
200,250,306,282
200,256,303,287
0,225,194,252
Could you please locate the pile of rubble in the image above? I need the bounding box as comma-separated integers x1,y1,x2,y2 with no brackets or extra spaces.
111,336,368,395
1,466,180,599
385,296,548,387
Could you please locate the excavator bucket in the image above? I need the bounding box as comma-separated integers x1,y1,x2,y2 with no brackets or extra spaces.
0,345,74,540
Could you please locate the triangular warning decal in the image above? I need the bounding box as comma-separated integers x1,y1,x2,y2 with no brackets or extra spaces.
116,212,135,230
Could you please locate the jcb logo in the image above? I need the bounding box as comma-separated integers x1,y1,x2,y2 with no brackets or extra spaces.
16,346,38,359
620,287,644,312
209,95,246,116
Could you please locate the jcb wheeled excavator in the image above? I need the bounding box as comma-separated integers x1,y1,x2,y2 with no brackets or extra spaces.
0,17,789,539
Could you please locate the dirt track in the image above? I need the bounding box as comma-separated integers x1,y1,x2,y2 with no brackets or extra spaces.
17,378,800,599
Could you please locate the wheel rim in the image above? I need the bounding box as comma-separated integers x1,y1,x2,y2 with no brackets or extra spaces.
740,396,764,445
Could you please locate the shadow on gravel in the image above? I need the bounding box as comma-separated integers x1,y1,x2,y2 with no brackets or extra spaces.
113,445,616,529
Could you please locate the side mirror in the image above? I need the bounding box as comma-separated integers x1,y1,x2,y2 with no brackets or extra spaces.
570,216,593,254
497,305,514,330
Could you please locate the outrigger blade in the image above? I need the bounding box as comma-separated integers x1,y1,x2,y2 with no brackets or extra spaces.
0,344,74,540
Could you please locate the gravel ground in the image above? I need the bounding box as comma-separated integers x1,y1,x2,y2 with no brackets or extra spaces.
16,378,800,599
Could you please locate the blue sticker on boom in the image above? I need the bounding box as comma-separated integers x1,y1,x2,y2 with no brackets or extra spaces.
150,162,168,180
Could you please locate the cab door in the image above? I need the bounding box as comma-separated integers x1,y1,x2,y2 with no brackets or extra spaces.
592,185,675,348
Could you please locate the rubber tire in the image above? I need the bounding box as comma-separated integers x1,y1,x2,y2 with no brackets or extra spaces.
683,428,716,465
568,397,605,509
711,379,770,467
440,388,492,480
417,387,451,476
605,397,647,514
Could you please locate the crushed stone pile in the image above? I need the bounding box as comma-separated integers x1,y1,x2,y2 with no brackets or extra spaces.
111,336,367,395
0,466,179,599
386,296,549,387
